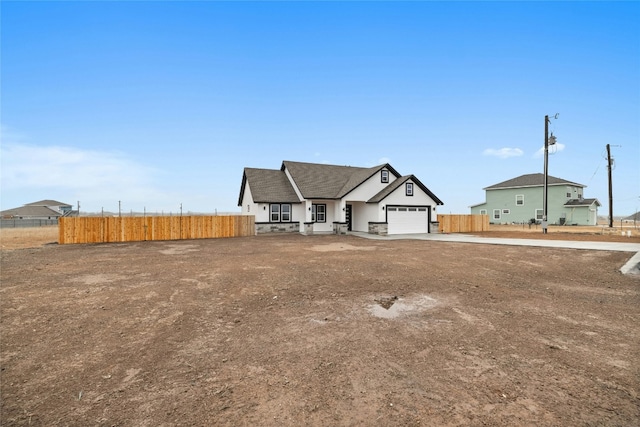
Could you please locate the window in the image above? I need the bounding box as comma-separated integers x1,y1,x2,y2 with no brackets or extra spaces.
493,209,501,220
502,209,510,214
406,182,414,196
516,194,524,205
281,204,291,222
381,170,389,183
311,204,326,222
480,209,487,215
535,209,544,220
567,192,571,198
270,204,280,222
270,204,291,222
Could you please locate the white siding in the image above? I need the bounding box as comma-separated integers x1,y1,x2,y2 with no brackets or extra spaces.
293,203,306,229
240,184,260,218
254,204,271,222
351,202,378,232
312,200,336,233
345,171,398,202
382,180,438,207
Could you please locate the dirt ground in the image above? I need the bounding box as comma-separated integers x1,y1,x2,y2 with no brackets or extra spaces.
1,231,639,426
470,224,640,243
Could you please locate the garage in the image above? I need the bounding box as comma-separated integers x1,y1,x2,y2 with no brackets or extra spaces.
387,206,430,234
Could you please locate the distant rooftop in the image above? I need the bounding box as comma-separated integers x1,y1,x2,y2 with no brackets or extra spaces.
484,173,584,190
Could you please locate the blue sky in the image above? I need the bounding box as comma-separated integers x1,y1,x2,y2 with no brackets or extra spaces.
2,1,639,216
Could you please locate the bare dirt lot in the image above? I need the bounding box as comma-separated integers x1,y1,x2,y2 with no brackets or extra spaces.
1,232,639,426
470,224,640,243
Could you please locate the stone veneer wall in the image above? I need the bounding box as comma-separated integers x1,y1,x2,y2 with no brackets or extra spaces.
302,222,314,235
255,222,300,234
368,222,388,236
333,222,348,235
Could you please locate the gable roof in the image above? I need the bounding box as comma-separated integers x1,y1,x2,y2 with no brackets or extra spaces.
281,160,400,199
564,198,600,207
238,168,301,205
624,212,640,221
1,205,61,218
484,173,584,190
368,175,444,205
25,200,72,207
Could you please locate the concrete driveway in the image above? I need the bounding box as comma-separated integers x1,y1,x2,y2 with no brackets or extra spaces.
349,231,640,276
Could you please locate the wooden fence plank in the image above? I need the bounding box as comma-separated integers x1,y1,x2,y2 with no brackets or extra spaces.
438,214,489,233
58,215,255,244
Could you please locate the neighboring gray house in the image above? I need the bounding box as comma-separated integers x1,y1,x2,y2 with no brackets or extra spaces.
470,174,600,225
239,160,444,235
1,200,74,220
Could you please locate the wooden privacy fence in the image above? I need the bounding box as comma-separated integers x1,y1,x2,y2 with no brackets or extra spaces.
438,214,489,233
59,215,255,244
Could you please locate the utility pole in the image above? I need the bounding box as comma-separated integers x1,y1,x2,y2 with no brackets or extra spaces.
606,144,613,228
543,114,558,234
543,116,549,234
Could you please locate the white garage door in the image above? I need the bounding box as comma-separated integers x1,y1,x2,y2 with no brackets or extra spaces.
387,207,429,234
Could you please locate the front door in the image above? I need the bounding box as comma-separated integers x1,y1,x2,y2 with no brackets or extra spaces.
346,204,352,231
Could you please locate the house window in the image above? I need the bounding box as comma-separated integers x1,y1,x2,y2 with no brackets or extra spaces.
381,170,389,183
281,204,291,222
311,204,326,222
516,195,524,205
480,209,487,215
566,192,571,198
406,183,414,196
270,204,291,222
493,209,501,220
578,193,582,199
502,209,510,214
535,209,544,220
270,204,280,222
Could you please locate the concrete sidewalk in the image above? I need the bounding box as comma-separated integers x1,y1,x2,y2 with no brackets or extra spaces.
348,231,640,276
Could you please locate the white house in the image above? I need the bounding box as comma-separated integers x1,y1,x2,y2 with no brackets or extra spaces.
238,160,443,235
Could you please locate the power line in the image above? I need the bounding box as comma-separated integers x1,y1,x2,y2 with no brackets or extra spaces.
587,158,604,185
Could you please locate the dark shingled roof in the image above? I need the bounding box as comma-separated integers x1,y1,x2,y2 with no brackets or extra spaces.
239,161,443,206
368,175,444,205
238,168,301,205
281,161,399,199
485,173,584,190
564,198,600,207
